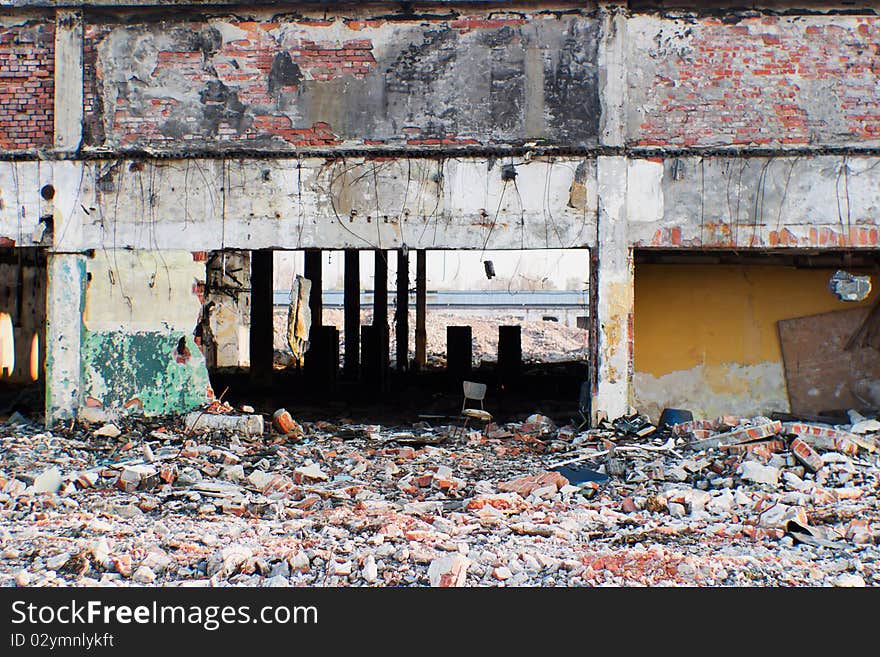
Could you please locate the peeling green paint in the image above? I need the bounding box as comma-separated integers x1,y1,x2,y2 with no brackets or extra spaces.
81,330,210,416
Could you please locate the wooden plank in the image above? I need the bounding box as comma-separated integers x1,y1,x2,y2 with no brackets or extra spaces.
778,308,880,415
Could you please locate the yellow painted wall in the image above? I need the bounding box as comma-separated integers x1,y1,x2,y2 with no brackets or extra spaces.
634,264,879,377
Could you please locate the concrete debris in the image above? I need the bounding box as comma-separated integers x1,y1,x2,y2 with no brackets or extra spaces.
428,555,470,587
1,409,879,587
832,573,866,587
93,423,122,439
184,412,264,437
31,466,62,494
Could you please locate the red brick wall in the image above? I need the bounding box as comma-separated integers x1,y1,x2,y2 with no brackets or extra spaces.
84,19,379,148
0,20,54,151
630,16,880,148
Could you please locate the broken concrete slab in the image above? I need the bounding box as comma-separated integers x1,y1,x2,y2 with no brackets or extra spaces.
184,412,264,437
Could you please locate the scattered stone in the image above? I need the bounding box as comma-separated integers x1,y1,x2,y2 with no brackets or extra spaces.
32,467,62,494
493,566,512,581
363,555,378,583
93,424,122,439
833,573,866,587
738,461,779,486
132,566,156,584
428,555,470,587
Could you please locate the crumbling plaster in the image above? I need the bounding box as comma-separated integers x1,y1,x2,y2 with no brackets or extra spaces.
79,251,212,419
84,7,601,152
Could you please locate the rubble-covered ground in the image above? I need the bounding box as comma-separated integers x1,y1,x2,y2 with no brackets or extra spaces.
1,407,878,587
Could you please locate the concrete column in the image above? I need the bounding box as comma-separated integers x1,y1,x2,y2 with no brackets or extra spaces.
343,249,360,378
395,249,409,371
446,326,472,381
249,250,273,383
593,156,633,421
373,250,388,373
415,250,427,369
498,325,522,384
304,249,322,328
597,2,626,149
44,254,85,424
374,251,388,328
54,10,83,155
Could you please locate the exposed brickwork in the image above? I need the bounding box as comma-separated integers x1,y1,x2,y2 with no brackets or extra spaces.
643,224,880,249
82,23,109,146
84,19,378,148
0,20,54,152
630,16,880,148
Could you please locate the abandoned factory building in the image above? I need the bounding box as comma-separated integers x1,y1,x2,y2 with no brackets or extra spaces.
1,0,880,427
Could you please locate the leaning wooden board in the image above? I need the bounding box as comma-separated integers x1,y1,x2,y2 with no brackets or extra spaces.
778,307,880,415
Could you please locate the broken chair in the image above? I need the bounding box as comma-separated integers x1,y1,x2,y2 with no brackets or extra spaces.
452,381,493,440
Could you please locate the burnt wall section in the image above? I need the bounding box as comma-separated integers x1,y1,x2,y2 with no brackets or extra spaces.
627,14,880,149
0,15,54,153
82,8,600,153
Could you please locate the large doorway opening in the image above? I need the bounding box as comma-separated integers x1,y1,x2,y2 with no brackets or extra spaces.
0,247,46,420
202,247,592,424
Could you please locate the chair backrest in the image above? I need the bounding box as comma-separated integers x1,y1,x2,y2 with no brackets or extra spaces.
463,381,487,401
462,381,487,412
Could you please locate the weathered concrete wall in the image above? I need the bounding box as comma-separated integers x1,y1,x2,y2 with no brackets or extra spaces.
0,13,54,152
627,155,880,248
82,5,600,153
633,264,880,420
79,250,212,417
627,14,880,149
44,156,597,251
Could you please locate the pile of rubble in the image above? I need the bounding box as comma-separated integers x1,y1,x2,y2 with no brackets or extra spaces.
0,406,878,587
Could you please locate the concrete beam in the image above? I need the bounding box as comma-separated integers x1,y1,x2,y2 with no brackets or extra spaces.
593,155,633,421
53,9,83,155
67,157,596,251
44,253,85,424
